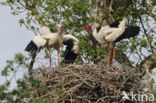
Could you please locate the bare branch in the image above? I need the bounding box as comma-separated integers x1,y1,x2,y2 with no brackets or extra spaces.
147,10,156,21
139,53,156,72
103,0,115,22
139,16,154,53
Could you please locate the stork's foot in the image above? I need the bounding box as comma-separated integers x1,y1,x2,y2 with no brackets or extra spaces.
107,65,110,69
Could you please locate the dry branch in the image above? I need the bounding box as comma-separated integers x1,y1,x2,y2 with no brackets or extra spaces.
29,64,148,103
139,53,156,72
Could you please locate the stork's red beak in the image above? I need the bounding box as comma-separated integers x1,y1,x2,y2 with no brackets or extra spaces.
84,25,92,31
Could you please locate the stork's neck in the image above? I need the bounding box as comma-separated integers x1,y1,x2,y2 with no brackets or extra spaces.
118,22,125,28
58,27,63,37
91,27,101,43
118,18,127,28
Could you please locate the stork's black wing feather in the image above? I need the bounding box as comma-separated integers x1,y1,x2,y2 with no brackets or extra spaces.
62,39,78,64
25,40,38,52
62,48,78,64
109,20,120,27
115,26,140,42
25,40,38,56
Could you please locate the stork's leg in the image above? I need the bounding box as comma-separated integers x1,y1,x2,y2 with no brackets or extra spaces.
107,45,111,68
57,51,59,65
48,49,52,68
113,48,116,68
29,53,36,75
50,54,52,68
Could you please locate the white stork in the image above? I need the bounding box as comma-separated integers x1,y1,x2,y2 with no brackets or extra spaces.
25,35,47,74
62,34,80,64
25,24,63,72
85,18,140,68
42,24,63,66
84,18,127,67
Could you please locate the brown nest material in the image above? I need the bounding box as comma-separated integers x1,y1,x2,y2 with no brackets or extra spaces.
31,64,146,103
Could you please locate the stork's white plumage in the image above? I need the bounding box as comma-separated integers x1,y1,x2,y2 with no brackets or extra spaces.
84,18,127,68
33,36,46,47
25,35,46,55
43,32,63,51
41,26,51,36
62,34,80,64
85,18,127,44
63,34,80,54
25,25,63,72
25,35,47,75
25,25,63,54
41,25,63,51
105,18,127,42
41,25,63,66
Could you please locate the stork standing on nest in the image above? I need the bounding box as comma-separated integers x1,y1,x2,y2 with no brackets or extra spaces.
62,34,80,64
42,24,63,67
25,24,63,74
25,35,46,74
84,18,140,68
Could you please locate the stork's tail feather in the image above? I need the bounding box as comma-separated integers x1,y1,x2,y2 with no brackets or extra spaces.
25,40,38,55
126,26,140,36
61,48,78,64
109,20,120,27
115,26,140,42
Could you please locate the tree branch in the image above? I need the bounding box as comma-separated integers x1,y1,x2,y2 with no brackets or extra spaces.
146,10,156,21
139,16,154,53
139,53,156,72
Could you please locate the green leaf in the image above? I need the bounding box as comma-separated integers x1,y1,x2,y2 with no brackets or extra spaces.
141,39,147,46
1,65,10,76
154,95,156,103
19,19,24,26
148,36,153,43
31,9,38,15
54,88,64,94
6,0,13,3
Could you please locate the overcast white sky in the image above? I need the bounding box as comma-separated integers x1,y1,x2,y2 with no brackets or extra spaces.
0,6,34,85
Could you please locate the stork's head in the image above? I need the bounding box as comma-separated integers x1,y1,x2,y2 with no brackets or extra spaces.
58,24,63,37
84,25,92,32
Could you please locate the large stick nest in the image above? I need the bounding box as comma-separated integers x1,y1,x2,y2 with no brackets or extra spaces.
31,64,146,103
